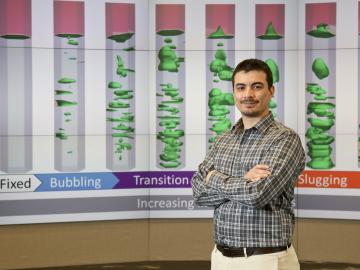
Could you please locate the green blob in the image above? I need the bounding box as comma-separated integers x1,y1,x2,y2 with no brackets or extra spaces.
67,38,79,46
108,82,122,89
210,49,233,81
58,78,76,84
308,148,332,158
306,157,334,169
307,23,335,38
158,129,184,139
208,26,233,39
55,131,68,140
107,114,134,123
257,22,283,40
116,55,134,77
209,88,222,97
160,161,181,168
209,106,230,117
308,117,334,131
164,37,173,43
312,58,330,79
160,152,180,162
56,100,78,107
109,101,129,109
306,127,324,139
107,108,118,112
307,102,335,117
108,32,134,43
211,119,232,135
268,99,277,109
112,133,134,139
219,70,233,81
217,42,224,47
158,45,183,72
306,83,327,96
55,90,73,95
265,58,279,83
157,104,179,114
157,29,184,36
112,124,134,132
64,112,71,116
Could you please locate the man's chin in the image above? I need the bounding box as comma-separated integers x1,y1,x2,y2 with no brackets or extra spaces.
240,110,262,117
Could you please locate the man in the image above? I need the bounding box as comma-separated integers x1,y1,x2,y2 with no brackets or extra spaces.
192,58,305,270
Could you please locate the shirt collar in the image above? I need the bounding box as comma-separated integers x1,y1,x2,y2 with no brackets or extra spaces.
232,112,274,134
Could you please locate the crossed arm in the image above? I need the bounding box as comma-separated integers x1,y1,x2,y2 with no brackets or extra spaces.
191,132,305,208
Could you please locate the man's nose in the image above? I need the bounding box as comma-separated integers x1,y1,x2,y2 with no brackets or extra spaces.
243,87,255,97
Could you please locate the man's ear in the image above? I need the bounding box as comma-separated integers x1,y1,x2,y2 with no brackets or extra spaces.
269,86,275,97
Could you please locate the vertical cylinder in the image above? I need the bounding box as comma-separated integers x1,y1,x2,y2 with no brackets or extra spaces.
255,4,285,122
105,3,136,171
0,0,32,173
54,0,85,171
305,3,336,170
156,4,185,169
206,4,235,149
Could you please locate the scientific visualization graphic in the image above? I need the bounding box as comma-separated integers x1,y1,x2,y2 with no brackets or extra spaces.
255,4,285,122
54,0,85,171
305,3,336,170
206,4,235,148
156,4,185,169
0,0,33,173
105,3,136,170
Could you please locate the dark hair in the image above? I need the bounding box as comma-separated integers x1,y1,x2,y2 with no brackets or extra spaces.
231,58,273,89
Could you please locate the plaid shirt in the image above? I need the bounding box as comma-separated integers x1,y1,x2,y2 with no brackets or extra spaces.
192,113,305,248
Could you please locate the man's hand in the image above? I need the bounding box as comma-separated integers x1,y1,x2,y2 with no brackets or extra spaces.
244,164,271,182
205,170,216,183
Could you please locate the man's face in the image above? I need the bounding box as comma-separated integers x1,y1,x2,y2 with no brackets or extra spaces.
233,70,274,118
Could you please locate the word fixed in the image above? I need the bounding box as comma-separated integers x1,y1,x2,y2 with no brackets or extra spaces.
0,175,41,192
0,178,31,189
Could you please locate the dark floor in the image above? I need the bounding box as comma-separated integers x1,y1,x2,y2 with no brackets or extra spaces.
20,261,360,270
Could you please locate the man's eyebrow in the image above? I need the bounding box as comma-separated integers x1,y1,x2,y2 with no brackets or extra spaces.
235,82,264,87
251,81,264,86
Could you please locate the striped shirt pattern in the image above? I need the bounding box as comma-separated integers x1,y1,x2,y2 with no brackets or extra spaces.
192,113,305,248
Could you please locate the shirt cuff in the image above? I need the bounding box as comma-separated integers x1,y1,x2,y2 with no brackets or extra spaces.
206,170,229,190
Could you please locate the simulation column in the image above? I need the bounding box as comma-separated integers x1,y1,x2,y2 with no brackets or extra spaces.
305,3,336,170
105,3,136,170
54,0,85,171
205,4,235,149
156,4,185,169
0,0,32,173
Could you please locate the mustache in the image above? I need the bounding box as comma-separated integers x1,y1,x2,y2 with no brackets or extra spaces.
240,99,259,104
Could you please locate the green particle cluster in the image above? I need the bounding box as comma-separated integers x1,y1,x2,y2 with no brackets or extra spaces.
107,56,135,161
207,27,235,145
157,83,184,169
158,44,184,72
209,49,233,81
116,55,135,77
306,80,335,169
54,34,81,156
312,58,329,79
208,88,234,143
265,58,280,118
